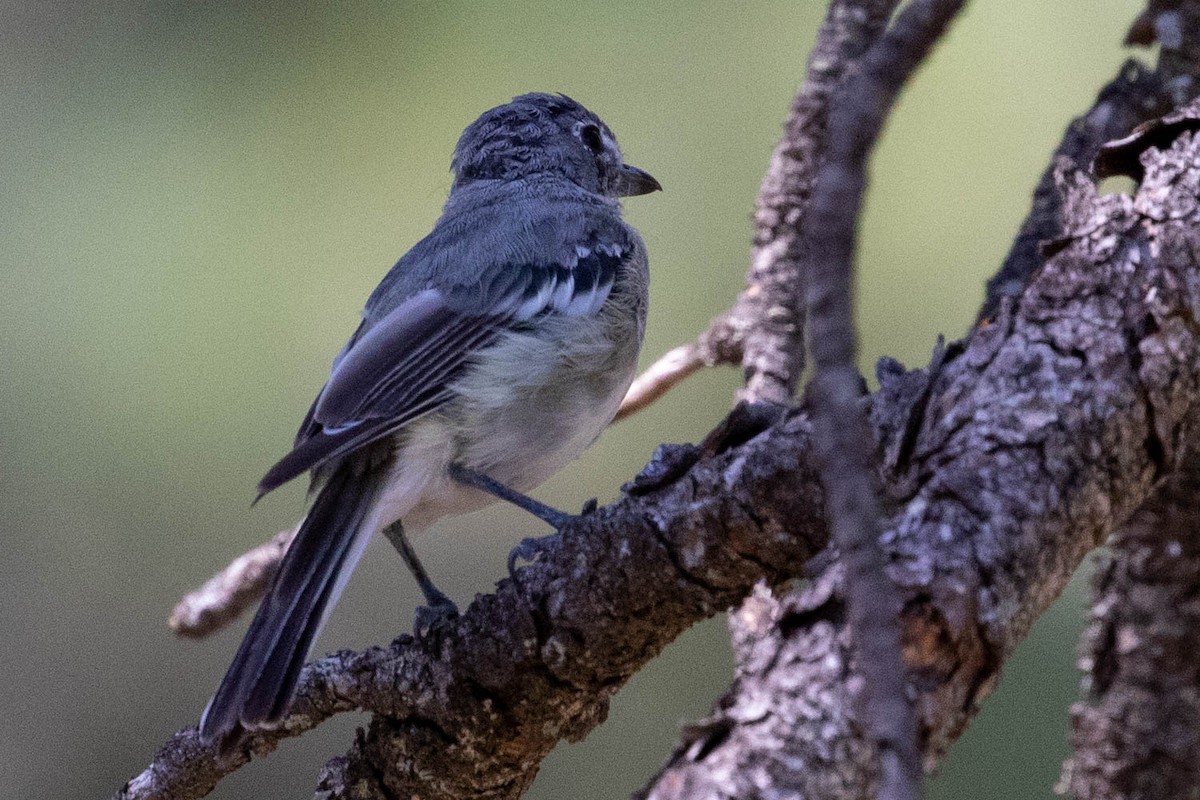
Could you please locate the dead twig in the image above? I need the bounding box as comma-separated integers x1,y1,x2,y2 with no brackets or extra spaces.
168,524,298,638
617,0,903,416
803,2,967,799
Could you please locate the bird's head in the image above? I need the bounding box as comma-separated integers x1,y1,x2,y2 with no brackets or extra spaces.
450,93,660,198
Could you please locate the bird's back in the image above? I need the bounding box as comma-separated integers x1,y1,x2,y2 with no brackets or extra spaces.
362,175,638,326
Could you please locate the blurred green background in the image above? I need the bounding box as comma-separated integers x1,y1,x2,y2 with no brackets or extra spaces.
0,2,1146,797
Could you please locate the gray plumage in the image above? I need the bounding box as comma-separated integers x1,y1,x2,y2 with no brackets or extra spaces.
199,93,658,751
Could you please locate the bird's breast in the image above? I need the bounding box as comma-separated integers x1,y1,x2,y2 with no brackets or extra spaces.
449,309,639,485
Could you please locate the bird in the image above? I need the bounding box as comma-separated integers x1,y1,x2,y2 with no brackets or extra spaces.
198,92,660,752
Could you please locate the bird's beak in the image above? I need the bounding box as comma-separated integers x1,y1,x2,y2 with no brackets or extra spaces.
614,164,662,196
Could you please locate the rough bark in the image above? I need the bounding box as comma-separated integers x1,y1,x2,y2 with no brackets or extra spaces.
1062,457,1200,800
1063,8,1200,799
733,0,899,405
123,109,1200,800
978,62,1173,323
637,106,1200,799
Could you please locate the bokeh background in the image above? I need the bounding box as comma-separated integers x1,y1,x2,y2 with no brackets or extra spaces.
1,2,1148,797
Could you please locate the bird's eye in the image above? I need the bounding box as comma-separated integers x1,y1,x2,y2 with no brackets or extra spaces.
578,123,604,154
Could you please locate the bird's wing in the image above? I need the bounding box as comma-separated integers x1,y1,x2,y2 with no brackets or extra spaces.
257,201,631,497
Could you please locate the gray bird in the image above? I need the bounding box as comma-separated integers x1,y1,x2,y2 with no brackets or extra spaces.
199,93,659,751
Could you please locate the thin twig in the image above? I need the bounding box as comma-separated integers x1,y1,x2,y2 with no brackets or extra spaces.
613,319,734,421
804,2,966,799
616,0,902,417
615,342,713,422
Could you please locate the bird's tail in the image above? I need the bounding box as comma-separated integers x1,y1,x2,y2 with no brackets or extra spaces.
199,462,383,753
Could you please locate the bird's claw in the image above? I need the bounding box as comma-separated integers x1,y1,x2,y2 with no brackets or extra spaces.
507,533,563,579
413,593,459,637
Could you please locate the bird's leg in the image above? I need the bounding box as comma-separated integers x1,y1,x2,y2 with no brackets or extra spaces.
447,463,573,528
382,520,458,614
446,463,577,578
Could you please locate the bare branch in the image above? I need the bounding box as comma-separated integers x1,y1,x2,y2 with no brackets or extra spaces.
1059,16,1200,791
168,524,298,639
125,115,1200,796
125,5,1200,799
616,0,903,415
804,2,966,799
978,62,1172,324
982,0,1200,325
615,342,711,423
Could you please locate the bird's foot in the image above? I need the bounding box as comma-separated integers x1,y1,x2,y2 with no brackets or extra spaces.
413,590,459,637
506,499,600,580
507,532,563,580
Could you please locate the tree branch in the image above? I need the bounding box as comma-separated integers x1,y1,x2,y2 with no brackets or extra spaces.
981,1,1200,326
1057,14,1200,791
1061,454,1200,800
978,62,1173,323
123,121,1200,797
118,416,829,800
637,5,1200,798
803,2,967,799
636,97,1200,800
616,0,902,415
168,524,298,639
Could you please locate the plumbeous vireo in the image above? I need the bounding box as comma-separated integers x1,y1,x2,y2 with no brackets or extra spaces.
200,93,660,751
